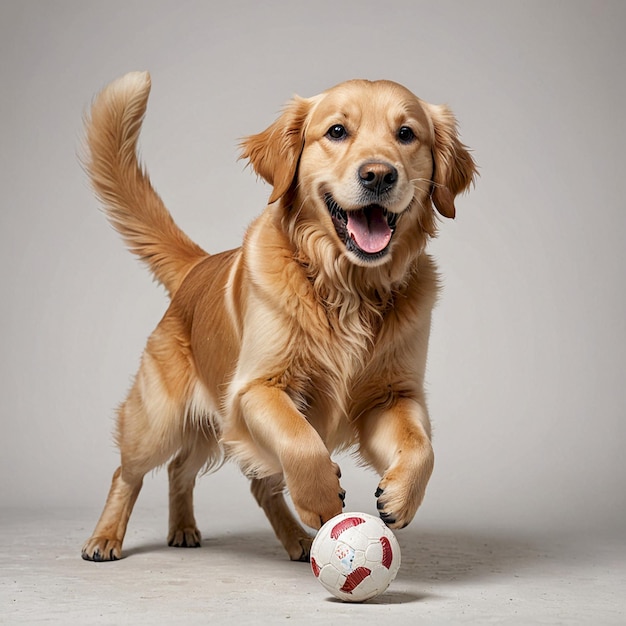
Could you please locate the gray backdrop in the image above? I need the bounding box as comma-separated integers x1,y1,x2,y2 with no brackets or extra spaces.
1,0,624,537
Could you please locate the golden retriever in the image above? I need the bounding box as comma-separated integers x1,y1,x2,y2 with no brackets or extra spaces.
81,72,476,562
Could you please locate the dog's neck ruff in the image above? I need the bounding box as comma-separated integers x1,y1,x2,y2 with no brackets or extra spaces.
275,216,419,324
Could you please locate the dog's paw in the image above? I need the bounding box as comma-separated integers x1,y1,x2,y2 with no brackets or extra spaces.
288,460,344,530
375,454,433,529
292,489,345,530
374,484,410,529
167,526,202,548
289,535,314,562
81,536,123,562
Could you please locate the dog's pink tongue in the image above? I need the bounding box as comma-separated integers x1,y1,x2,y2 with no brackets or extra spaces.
346,207,391,254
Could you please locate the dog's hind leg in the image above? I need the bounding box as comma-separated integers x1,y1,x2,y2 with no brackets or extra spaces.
250,474,314,562
81,388,179,561
80,462,143,562
82,336,189,562
167,431,220,548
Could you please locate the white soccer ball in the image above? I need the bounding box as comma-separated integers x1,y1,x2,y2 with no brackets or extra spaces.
310,512,401,602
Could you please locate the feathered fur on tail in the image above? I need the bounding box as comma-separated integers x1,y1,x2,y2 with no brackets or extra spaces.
83,72,207,297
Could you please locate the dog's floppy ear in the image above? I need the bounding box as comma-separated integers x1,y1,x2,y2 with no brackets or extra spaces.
240,95,313,205
427,104,477,219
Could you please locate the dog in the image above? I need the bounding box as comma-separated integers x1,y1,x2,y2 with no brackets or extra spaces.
81,72,476,562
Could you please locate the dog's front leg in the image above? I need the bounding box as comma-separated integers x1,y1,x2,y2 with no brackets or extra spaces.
238,384,344,529
357,397,434,529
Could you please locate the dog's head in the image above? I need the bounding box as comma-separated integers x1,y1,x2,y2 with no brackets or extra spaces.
241,80,476,271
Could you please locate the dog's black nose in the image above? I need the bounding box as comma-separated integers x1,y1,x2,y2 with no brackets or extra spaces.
358,161,398,195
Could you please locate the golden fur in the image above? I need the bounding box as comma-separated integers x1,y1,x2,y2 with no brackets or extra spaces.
81,72,476,562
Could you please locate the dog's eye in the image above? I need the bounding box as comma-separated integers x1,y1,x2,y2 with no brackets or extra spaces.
326,124,347,141
397,126,416,144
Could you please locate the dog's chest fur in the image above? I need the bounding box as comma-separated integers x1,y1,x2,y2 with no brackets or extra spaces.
238,213,435,451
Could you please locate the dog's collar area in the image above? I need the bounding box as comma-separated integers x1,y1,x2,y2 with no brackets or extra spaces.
324,194,400,262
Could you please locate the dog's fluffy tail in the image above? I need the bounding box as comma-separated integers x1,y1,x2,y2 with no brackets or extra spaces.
83,71,207,297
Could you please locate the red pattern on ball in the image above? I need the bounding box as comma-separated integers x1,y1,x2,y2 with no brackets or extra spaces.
311,556,320,578
380,536,393,569
339,567,372,593
330,515,366,540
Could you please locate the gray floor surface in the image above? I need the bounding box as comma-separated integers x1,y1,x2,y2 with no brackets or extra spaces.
1,507,625,625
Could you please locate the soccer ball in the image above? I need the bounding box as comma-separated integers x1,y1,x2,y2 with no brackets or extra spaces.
310,512,401,602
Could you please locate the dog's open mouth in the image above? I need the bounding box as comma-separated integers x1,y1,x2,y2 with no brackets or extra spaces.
325,194,401,261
